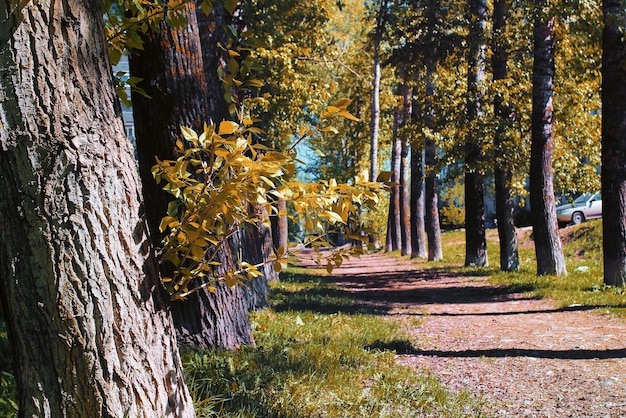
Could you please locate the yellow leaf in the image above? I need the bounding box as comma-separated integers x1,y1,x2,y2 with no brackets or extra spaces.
224,274,238,288
333,99,352,108
327,211,344,224
338,110,360,121
180,126,197,141
191,245,205,260
159,216,176,232
376,171,393,183
259,176,275,188
219,121,239,135
246,79,265,88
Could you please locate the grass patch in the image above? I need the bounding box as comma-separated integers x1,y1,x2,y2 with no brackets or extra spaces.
442,220,626,317
185,273,487,417
0,321,16,417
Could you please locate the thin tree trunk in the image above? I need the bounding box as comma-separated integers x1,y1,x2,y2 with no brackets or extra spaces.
410,127,427,258
464,0,489,267
423,2,443,261
0,1,194,415
386,108,402,252
271,198,289,252
370,0,387,182
530,5,566,276
129,3,254,349
370,35,381,182
492,0,520,271
601,0,626,285
400,83,413,256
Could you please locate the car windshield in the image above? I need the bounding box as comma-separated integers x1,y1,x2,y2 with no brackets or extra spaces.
573,193,593,205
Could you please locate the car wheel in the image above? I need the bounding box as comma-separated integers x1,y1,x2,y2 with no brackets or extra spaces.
571,211,584,225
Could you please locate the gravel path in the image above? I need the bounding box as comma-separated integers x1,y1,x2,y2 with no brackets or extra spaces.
297,252,626,417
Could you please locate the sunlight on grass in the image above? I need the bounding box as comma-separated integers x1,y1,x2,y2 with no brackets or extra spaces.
184,273,487,417
437,220,626,317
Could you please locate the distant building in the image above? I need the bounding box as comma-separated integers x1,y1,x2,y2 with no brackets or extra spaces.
112,56,136,150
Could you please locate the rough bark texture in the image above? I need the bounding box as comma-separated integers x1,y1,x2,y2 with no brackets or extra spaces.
464,0,489,267
0,1,194,416
601,0,626,286
129,3,254,349
171,232,254,348
241,204,275,309
530,7,566,276
196,3,275,302
400,84,412,256
129,2,210,239
195,0,231,124
492,0,520,272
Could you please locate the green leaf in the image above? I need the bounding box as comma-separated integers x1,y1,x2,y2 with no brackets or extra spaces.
224,0,238,15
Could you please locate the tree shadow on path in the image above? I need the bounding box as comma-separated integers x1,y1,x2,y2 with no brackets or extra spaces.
366,339,626,360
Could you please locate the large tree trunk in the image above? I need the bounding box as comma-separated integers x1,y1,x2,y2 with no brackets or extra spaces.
129,3,254,349
400,83,413,256
0,1,194,416
464,0,489,267
171,231,254,347
195,0,231,124
196,3,275,302
241,204,275,309
492,0,520,272
530,5,567,276
601,0,626,286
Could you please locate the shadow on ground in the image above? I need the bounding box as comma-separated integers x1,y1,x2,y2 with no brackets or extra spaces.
277,269,626,317
366,339,626,360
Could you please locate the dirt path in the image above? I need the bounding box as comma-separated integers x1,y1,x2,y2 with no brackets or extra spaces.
297,252,626,417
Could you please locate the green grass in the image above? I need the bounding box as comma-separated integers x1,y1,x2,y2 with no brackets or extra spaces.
434,220,626,317
185,271,487,417
0,321,17,417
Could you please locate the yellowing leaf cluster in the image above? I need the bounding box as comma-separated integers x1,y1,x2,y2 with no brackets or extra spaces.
153,105,384,300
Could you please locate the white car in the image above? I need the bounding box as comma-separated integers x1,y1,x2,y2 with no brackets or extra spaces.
556,192,602,227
